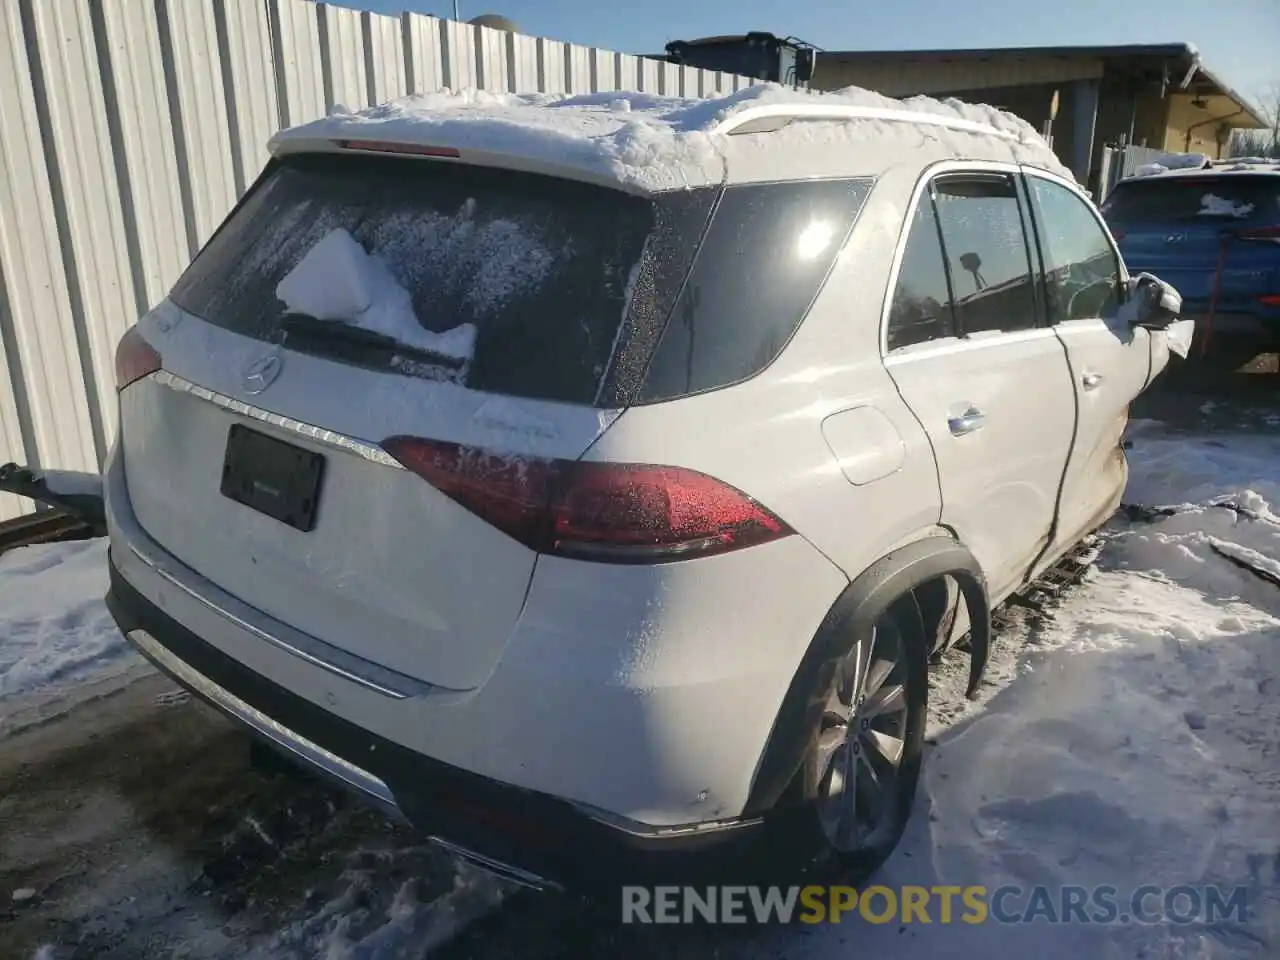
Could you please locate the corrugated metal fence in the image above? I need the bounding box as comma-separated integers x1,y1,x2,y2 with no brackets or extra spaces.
0,0,757,521
1097,143,1186,201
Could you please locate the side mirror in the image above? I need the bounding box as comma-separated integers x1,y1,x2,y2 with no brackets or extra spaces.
1126,273,1182,329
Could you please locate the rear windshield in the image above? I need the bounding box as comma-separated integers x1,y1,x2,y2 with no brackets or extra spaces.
1102,174,1280,223
170,153,656,405
171,154,872,407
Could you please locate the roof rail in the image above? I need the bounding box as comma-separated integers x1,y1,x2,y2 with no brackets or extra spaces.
712,103,1020,142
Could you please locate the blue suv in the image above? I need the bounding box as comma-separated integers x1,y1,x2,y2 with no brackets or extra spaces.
1101,160,1279,357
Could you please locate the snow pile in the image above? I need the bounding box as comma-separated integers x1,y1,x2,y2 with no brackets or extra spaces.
271,88,727,192
1132,152,1213,178
1214,157,1280,173
1124,417,1280,508
270,83,1069,190
248,856,506,959
0,539,133,703
1112,419,1280,609
1199,192,1256,218
276,228,477,362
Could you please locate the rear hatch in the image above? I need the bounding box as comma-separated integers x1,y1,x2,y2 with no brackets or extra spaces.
1102,172,1280,310
118,151,675,691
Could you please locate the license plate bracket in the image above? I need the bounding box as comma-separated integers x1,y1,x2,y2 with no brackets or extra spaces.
220,424,326,532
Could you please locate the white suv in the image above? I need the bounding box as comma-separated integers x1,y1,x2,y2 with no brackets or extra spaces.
103,87,1189,891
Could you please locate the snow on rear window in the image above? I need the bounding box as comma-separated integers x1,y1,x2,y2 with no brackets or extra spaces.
275,227,478,362
360,203,561,319
1198,193,1255,218
168,153,656,405
1103,175,1280,222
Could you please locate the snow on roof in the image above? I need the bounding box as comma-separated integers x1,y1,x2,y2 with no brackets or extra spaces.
1128,152,1280,181
269,83,1070,192
1132,152,1213,176
1129,161,1280,182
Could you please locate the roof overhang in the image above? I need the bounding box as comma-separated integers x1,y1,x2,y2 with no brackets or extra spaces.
819,43,1268,128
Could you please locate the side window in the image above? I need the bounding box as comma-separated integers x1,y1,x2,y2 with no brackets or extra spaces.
1027,176,1122,323
639,178,872,402
887,190,956,351
932,175,1038,335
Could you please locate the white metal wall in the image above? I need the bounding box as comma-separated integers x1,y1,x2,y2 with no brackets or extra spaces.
0,0,758,521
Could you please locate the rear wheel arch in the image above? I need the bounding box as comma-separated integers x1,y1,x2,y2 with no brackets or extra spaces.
744,536,991,816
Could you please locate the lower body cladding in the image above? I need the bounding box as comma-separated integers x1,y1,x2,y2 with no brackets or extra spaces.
102,447,849,890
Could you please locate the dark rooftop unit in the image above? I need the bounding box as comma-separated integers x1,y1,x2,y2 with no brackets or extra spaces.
659,32,819,88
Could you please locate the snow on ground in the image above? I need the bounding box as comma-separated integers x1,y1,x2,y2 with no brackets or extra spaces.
0,538,138,711
774,413,1280,959
1,401,1277,958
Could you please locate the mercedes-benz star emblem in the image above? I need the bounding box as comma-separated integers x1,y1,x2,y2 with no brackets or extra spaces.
243,353,282,395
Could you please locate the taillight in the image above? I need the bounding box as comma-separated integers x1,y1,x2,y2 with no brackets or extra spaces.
1235,224,1280,244
1258,294,1280,307
114,326,161,391
381,436,792,563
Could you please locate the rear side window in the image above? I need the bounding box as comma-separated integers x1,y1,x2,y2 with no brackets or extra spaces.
638,178,873,402
170,153,656,405
1101,174,1280,222
1027,176,1121,323
887,190,956,351
931,175,1038,335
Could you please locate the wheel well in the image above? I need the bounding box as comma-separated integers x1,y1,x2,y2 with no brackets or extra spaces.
744,539,990,816
910,575,956,658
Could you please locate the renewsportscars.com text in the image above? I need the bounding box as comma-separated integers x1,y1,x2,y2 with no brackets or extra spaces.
621,884,1250,926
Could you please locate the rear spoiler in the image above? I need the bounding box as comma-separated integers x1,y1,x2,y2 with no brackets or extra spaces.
0,463,106,536
269,137,671,196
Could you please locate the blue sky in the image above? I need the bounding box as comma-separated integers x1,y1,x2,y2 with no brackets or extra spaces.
351,0,1278,114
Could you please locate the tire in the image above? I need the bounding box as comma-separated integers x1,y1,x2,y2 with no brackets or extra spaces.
767,592,931,886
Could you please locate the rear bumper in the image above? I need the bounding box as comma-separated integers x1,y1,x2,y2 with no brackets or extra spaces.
107,559,767,889
1179,309,1280,341
103,428,847,831
101,410,851,887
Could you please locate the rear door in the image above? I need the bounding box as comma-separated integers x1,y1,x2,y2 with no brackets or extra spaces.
119,152,679,692
1101,172,1280,329
883,166,1077,601
1023,169,1152,556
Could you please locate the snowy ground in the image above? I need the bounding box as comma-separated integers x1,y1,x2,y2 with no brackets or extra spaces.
0,538,125,702
1,383,1277,959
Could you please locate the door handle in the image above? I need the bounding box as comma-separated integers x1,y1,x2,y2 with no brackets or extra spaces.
948,407,986,436
1082,372,1105,390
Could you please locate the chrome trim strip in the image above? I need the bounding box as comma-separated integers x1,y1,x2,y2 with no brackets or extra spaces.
149,370,404,469
427,837,560,892
129,625,560,892
882,325,1060,366
571,801,764,839
127,627,402,816
123,538,428,700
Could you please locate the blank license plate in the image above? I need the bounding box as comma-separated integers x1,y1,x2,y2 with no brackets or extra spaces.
220,424,326,532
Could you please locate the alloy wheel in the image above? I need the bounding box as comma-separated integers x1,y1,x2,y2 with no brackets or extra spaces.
815,618,911,853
